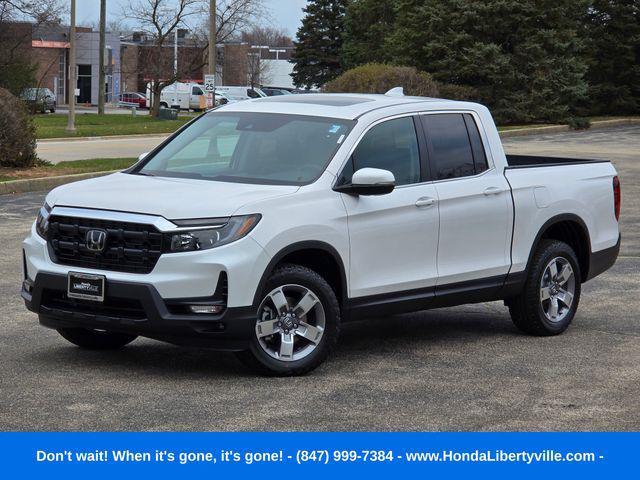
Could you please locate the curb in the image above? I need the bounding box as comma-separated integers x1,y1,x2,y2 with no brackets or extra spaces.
499,118,640,138
38,133,170,143
0,170,118,196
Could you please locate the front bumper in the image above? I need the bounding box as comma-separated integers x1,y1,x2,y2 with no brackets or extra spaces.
22,272,255,351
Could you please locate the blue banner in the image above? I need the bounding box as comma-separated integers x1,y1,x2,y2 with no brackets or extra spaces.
0,432,637,478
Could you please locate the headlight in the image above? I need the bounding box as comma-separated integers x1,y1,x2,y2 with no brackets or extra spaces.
35,202,51,239
164,214,261,252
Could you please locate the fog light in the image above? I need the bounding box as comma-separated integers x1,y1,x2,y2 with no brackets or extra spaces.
189,304,223,314
22,278,34,293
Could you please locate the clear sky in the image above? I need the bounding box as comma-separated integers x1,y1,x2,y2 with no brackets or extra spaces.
75,0,308,36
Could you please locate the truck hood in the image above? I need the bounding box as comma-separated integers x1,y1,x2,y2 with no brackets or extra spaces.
46,172,299,220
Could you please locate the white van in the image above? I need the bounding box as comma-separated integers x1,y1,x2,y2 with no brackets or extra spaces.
146,82,207,111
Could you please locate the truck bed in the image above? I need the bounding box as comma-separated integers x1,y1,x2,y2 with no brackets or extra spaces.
505,154,609,168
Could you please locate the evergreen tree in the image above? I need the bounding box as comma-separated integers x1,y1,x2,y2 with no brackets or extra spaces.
387,0,589,123
342,0,398,68
583,0,640,115
291,0,348,89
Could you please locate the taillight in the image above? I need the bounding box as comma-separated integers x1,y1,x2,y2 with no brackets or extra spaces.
613,176,621,221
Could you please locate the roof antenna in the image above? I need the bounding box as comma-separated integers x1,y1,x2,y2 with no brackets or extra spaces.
385,87,404,97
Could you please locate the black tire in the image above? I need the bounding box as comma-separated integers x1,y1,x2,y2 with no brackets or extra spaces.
508,239,581,336
236,264,341,376
57,328,137,350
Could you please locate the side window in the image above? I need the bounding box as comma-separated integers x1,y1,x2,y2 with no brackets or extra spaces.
346,117,421,186
192,86,203,95
421,113,475,180
463,114,488,174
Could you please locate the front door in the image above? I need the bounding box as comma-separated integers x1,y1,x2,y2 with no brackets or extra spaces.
77,65,92,104
338,116,440,299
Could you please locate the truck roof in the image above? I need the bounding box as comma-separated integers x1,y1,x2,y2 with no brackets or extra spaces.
216,93,480,120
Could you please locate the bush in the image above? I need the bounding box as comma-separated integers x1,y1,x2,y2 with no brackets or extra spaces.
0,87,38,168
324,63,439,97
566,117,591,130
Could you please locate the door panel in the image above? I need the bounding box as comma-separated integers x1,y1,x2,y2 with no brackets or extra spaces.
419,112,512,286
342,184,439,297
434,171,512,285
339,115,439,299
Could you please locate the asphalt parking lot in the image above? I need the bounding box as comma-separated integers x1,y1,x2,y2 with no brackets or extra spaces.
1,126,638,431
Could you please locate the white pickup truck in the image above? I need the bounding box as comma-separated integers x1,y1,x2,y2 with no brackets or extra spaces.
22,92,621,376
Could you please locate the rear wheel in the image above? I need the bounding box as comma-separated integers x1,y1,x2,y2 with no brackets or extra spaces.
57,327,137,350
237,264,340,376
508,240,581,335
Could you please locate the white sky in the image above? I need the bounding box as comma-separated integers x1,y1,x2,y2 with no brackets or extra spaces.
75,0,308,36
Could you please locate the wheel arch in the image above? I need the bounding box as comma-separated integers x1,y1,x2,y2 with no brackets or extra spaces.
252,241,348,311
525,214,592,282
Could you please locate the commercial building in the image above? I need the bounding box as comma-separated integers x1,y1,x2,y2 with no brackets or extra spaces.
27,23,121,105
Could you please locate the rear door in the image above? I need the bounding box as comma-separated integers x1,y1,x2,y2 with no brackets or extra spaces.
338,115,440,298
419,112,512,286
190,85,204,109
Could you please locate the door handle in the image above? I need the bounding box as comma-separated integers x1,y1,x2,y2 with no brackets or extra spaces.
483,186,503,196
415,197,437,208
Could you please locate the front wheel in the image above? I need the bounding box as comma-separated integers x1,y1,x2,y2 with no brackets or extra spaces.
57,327,137,350
237,264,341,376
508,239,581,336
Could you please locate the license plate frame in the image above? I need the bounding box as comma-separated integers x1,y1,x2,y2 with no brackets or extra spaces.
67,272,105,302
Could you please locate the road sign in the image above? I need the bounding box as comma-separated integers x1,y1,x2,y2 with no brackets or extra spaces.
204,75,215,92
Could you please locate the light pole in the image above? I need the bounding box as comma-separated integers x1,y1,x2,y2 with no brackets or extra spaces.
65,0,76,133
208,0,216,103
98,0,106,114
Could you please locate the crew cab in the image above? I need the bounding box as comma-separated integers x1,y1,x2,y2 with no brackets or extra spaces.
22,92,621,375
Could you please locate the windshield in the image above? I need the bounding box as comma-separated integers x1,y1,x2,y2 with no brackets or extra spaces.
135,112,354,185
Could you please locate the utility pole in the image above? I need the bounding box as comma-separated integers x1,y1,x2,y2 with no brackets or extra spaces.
65,0,76,133
98,0,106,115
209,0,216,88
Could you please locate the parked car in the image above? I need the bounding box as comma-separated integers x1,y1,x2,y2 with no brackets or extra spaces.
215,86,267,100
22,91,621,376
20,88,56,113
118,92,147,109
261,87,293,97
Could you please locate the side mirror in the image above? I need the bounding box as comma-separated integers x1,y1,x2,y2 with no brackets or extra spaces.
335,167,395,196
138,152,149,161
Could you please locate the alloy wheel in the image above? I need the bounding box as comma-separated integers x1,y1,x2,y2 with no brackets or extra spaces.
540,256,575,322
255,284,326,361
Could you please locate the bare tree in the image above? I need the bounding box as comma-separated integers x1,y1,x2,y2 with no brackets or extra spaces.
246,50,269,88
191,0,266,75
125,0,202,116
241,26,292,48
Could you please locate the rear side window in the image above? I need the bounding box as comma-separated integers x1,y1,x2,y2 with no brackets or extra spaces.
463,114,488,174
421,113,488,180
